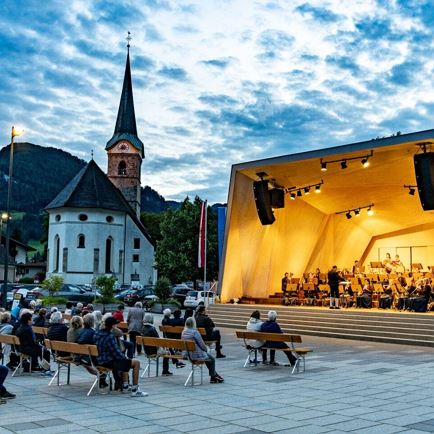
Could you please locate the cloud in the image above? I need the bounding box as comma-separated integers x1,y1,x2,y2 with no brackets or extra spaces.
199,57,234,69
256,29,295,60
295,3,341,23
158,66,189,81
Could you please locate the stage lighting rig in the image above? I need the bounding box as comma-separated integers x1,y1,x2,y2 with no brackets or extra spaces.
285,180,324,199
320,150,373,171
403,184,417,196
336,203,375,219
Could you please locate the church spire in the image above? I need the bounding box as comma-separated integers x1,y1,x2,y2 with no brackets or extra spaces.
106,32,144,157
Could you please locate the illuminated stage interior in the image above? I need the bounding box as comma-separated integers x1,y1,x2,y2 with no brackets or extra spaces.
220,130,434,304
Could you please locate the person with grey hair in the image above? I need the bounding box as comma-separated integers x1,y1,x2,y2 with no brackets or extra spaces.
127,301,144,355
93,311,103,329
260,310,296,367
141,313,172,376
67,316,83,343
0,312,15,369
47,311,68,342
72,302,83,316
77,313,96,344
182,317,224,383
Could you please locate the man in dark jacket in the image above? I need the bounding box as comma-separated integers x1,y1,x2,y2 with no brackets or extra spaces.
46,311,68,342
15,312,50,371
328,265,345,309
195,305,225,358
260,310,296,366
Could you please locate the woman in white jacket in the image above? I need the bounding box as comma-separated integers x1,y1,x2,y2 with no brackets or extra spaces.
246,310,268,364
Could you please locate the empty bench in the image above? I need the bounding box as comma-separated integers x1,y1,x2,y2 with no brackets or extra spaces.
235,331,312,374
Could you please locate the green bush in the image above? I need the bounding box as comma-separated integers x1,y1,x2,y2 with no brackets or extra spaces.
41,296,68,306
18,277,34,284
154,277,171,303
42,275,64,296
95,275,116,305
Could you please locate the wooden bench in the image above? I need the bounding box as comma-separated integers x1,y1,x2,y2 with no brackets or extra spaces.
136,336,207,386
33,326,49,340
235,331,312,374
0,334,32,377
159,325,216,346
44,339,113,396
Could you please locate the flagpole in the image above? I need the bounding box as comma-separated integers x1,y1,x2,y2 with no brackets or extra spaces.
204,200,207,291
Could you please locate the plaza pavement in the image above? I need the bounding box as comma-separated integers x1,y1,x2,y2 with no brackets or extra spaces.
2,318,434,433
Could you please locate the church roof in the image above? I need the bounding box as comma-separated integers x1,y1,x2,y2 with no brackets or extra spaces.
45,160,153,245
106,49,145,157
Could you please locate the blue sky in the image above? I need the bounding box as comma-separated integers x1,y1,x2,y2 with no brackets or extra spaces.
1,0,434,203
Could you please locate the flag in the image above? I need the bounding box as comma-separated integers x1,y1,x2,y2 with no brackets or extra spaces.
198,200,207,268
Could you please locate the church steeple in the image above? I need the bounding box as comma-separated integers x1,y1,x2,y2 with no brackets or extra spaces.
106,34,144,157
106,33,144,218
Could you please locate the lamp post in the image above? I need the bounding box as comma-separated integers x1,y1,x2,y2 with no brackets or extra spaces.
2,126,22,307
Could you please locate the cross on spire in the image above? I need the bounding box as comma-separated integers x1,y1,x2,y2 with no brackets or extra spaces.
126,31,132,50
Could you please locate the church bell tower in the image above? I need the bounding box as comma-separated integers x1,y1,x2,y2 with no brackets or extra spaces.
106,34,144,217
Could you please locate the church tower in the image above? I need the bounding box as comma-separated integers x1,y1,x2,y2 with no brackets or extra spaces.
106,36,144,217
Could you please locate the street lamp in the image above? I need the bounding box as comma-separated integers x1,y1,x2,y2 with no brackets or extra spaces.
2,126,23,307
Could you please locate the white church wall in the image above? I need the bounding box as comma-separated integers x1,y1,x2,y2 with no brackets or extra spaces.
124,215,155,285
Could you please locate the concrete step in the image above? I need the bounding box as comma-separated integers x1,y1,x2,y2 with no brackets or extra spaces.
208,304,434,347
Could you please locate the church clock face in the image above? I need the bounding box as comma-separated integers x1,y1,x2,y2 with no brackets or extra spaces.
117,142,130,151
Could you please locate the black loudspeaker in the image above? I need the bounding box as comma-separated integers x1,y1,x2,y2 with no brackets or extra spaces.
270,188,285,208
253,180,275,225
414,152,434,210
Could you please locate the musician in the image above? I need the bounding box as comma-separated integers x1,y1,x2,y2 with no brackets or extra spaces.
408,279,432,312
379,283,393,309
392,255,405,273
356,283,373,308
327,265,345,309
281,272,290,295
314,268,324,284
383,253,393,274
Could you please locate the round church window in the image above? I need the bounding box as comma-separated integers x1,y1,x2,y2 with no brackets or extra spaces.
78,214,88,221
106,216,114,223
55,214,61,222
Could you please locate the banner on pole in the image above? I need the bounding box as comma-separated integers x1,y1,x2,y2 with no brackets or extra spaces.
198,200,207,268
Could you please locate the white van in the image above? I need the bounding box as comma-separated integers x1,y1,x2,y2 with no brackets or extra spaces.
184,290,215,308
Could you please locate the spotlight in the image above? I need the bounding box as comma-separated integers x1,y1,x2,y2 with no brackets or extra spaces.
409,187,416,196
304,187,310,195
367,207,374,216
297,190,302,197
315,184,321,193
341,160,348,169
290,192,296,200
361,157,370,168
346,212,352,219
354,209,360,216
321,161,327,171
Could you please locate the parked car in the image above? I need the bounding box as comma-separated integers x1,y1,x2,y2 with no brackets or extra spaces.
28,284,100,304
124,286,157,307
171,286,191,307
114,288,137,302
184,290,216,308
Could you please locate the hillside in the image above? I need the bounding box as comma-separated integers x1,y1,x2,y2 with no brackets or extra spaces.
0,142,182,242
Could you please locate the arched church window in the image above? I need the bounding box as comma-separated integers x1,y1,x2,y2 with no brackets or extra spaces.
118,161,127,176
54,235,60,272
77,234,85,248
55,214,61,222
105,237,113,273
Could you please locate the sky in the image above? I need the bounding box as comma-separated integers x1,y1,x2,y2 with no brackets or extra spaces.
1,0,434,204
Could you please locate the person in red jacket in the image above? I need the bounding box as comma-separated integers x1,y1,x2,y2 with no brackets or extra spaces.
112,305,125,322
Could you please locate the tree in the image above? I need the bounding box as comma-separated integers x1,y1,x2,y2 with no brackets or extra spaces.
42,275,64,296
140,212,163,243
154,277,172,303
96,275,116,308
155,196,218,284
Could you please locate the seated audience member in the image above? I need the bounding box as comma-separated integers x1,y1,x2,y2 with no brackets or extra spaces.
94,316,147,397
93,311,103,329
101,313,133,359
357,284,373,308
246,310,266,363
71,302,83,316
142,313,172,376
260,310,297,366
81,304,94,316
0,364,15,403
33,308,47,327
47,311,68,342
182,317,224,384
77,313,96,344
0,313,17,369
45,306,58,324
64,302,73,316
170,309,185,326
183,308,194,322
67,315,83,342
127,302,144,356
112,305,125,322
161,308,172,326
15,312,50,371
12,309,32,335
195,305,226,358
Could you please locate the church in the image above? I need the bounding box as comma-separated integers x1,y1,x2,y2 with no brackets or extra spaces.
45,43,155,286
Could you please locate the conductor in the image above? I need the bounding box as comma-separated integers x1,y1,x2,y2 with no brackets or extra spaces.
328,265,345,309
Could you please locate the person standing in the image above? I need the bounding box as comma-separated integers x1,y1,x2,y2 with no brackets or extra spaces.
127,302,144,355
281,272,290,294
0,364,15,403
112,305,125,322
328,265,344,309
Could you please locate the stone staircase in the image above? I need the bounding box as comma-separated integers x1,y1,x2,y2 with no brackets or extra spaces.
207,303,434,347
